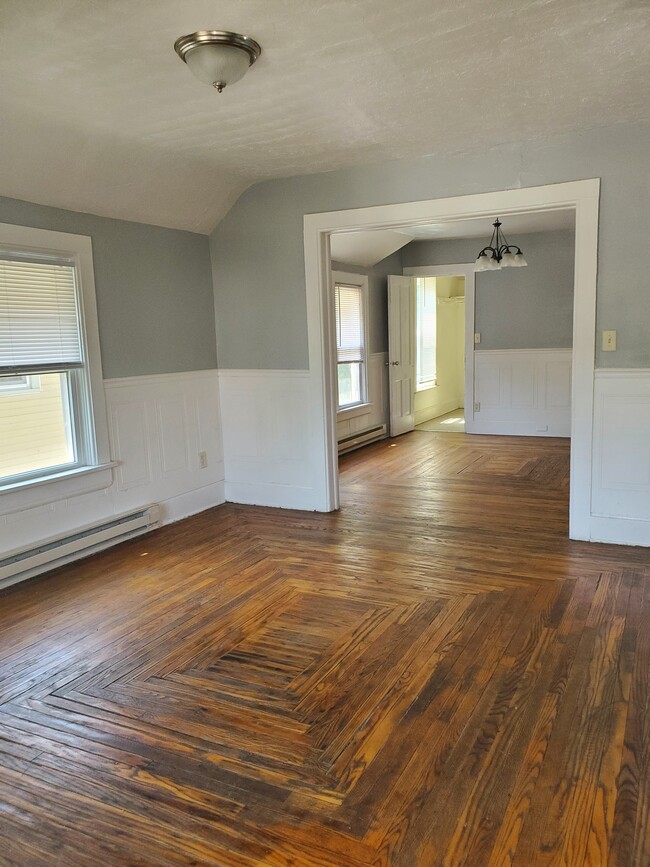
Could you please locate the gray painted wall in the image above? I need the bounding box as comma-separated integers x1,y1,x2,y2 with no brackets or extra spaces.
210,120,650,370
403,231,575,351
0,196,217,379
331,251,403,355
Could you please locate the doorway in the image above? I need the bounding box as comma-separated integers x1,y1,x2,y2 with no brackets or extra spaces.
303,179,600,540
386,263,476,438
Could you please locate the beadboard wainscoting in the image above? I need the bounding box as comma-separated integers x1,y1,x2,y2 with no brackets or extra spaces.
336,353,389,442
473,349,572,437
218,369,323,510
590,369,650,546
0,369,225,558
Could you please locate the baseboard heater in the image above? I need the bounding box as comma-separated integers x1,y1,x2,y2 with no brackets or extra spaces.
0,504,161,590
338,423,387,455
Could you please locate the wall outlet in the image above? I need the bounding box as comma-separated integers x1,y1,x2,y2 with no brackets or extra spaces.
602,330,617,351
474,402,480,412
199,451,208,469
474,332,481,345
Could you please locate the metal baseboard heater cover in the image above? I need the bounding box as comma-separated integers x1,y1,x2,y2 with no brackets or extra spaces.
0,505,161,589
338,423,387,455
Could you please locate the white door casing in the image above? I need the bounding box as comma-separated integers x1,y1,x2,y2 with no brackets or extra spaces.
304,179,599,541
403,264,476,434
387,275,416,436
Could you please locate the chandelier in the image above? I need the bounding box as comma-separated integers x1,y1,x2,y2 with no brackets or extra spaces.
474,218,528,271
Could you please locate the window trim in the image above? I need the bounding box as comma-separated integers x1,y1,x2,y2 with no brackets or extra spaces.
332,271,370,414
0,223,112,505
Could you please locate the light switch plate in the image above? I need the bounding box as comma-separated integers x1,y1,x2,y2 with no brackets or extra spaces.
474,332,481,344
602,330,617,351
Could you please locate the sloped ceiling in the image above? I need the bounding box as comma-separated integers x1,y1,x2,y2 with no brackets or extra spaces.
0,0,648,233
331,209,575,267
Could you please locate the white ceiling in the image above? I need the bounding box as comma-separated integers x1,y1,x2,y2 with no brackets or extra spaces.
331,209,575,267
0,1,648,234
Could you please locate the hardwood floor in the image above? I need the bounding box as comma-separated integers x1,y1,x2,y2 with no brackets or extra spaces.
0,431,648,866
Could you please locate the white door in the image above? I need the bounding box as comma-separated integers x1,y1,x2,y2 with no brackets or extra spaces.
387,275,416,436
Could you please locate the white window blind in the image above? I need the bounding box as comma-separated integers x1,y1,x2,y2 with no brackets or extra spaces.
335,283,363,363
0,257,83,374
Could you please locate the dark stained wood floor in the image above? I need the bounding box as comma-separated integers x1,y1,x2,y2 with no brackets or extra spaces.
0,431,649,866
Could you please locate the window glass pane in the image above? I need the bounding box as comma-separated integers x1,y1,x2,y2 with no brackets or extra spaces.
0,371,75,480
338,361,362,408
416,277,437,386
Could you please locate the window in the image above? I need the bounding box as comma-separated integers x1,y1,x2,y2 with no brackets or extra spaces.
0,223,110,496
416,276,437,389
334,274,368,410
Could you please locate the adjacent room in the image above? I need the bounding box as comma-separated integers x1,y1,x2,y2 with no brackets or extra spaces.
0,2,649,864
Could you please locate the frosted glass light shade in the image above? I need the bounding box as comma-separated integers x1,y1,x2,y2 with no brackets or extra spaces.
185,44,251,88
513,252,528,267
174,31,261,92
500,251,516,267
474,255,487,271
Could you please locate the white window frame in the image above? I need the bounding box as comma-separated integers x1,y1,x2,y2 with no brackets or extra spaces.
333,271,370,418
0,223,114,515
415,276,437,391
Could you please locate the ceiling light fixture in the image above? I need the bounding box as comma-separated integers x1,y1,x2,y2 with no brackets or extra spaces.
174,30,261,93
474,218,528,271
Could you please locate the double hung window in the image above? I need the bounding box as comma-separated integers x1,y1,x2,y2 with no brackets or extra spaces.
0,224,109,493
334,275,368,410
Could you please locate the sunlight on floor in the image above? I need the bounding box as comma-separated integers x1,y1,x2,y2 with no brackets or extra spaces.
415,409,465,433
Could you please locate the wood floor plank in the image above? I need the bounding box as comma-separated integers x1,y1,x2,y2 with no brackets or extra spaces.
0,431,648,865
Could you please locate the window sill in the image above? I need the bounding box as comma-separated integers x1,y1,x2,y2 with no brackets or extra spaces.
416,382,438,393
0,462,118,517
337,402,373,421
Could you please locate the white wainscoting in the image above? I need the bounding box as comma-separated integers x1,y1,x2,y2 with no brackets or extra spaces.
473,349,572,437
336,353,389,441
219,369,323,510
0,369,225,556
589,369,650,546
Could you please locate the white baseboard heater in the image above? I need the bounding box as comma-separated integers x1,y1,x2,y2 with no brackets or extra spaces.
0,505,161,590
338,424,387,455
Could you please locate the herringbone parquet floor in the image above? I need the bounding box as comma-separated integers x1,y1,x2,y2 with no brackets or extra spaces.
0,432,648,865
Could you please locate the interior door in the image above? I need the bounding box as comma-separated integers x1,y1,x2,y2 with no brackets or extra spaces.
387,275,416,436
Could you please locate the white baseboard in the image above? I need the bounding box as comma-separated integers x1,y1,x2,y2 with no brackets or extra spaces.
159,481,226,524
224,481,318,511
588,516,650,547
414,398,460,426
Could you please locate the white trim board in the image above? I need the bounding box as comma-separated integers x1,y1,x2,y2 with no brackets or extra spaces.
590,368,650,545
304,179,600,540
403,263,476,433
473,349,572,437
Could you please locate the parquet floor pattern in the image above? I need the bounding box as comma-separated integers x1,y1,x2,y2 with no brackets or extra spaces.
0,432,649,865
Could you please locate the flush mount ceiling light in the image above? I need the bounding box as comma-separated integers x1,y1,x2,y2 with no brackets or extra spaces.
474,218,528,271
174,30,261,92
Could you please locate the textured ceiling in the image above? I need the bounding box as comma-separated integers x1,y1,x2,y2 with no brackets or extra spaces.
0,0,648,233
